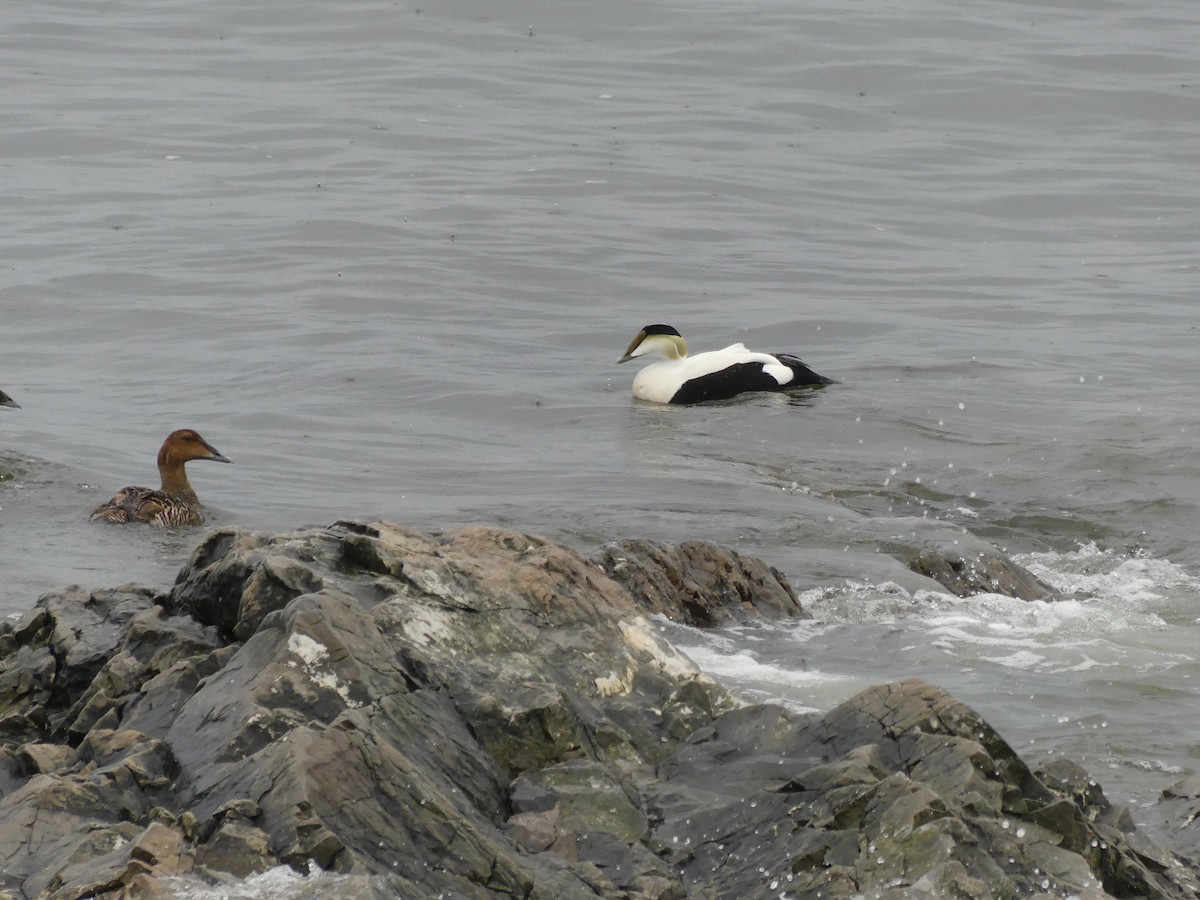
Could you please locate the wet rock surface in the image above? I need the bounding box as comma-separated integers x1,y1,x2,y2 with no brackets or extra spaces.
1147,774,1200,871
595,537,806,625
0,519,1194,898
856,516,1057,600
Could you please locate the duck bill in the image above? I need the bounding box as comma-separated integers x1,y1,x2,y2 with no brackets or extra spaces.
615,332,646,364
203,442,233,464
0,393,19,409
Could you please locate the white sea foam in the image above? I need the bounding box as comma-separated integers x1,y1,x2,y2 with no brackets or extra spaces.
677,643,842,689
1015,543,1200,618
668,638,857,714
776,544,1200,680
799,562,1177,644
166,866,371,899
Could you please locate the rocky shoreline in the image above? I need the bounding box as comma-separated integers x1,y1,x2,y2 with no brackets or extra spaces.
1,519,1197,898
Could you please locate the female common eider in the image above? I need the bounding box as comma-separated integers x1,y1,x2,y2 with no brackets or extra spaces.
91,429,232,526
0,389,18,409
616,324,834,404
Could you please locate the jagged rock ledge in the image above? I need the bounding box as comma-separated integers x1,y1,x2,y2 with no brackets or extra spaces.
0,520,1196,899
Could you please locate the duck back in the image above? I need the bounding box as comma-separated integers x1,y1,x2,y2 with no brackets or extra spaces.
669,363,793,404
90,487,204,526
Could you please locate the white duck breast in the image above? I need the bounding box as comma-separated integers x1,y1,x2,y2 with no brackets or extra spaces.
617,324,833,404
631,344,784,403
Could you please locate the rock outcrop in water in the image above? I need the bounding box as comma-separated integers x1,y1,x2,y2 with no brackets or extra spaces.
0,519,1196,898
855,516,1057,601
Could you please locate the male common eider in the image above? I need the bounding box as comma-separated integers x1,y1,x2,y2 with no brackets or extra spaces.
90,429,232,526
616,324,835,404
0,389,18,409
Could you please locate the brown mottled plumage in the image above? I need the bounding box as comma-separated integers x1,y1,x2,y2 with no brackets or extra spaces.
0,389,18,409
90,429,231,526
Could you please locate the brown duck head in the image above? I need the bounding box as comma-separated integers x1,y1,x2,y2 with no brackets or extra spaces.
157,429,232,497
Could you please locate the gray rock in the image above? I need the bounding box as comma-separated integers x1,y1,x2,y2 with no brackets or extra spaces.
511,759,648,844
14,741,78,775
173,528,328,641
863,517,1055,600
0,519,1194,899
596,537,807,624
42,820,192,899
1146,774,1200,869
651,678,1198,899
904,542,1053,600
196,816,276,879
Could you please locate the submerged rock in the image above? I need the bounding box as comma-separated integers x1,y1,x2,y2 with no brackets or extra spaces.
0,519,1194,898
904,541,1053,601
857,516,1056,601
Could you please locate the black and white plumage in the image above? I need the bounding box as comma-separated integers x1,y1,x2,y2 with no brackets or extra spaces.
615,324,834,404
0,389,18,409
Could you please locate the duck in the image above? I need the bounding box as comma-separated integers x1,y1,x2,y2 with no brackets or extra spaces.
90,429,232,526
615,324,835,404
0,389,18,409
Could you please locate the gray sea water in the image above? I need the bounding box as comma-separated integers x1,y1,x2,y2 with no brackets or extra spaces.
2,0,1199,884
